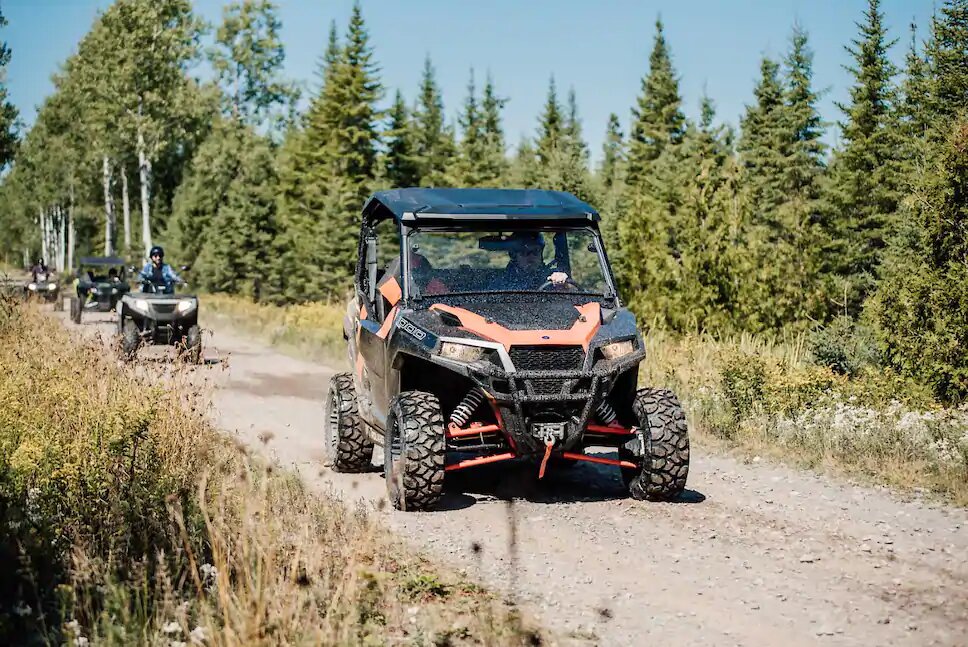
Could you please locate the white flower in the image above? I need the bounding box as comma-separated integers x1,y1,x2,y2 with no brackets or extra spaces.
170,642,187,647
162,621,182,635
65,620,81,636
189,626,207,644
76,638,89,647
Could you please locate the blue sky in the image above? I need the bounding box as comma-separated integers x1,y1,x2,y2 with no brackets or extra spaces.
4,1,934,162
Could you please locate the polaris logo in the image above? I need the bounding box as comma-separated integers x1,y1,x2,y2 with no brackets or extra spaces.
398,318,427,341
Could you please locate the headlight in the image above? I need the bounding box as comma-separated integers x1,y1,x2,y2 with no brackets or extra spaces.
439,341,485,362
48,283,57,291
27,282,36,290
91,288,99,295
601,340,635,360
111,288,118,294
132,298,149,312
176,300,196,313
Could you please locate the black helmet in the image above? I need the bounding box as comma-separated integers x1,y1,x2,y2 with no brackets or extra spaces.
149,245,165,259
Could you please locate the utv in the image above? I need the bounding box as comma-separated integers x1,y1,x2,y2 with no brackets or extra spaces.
325,188,689,511
118,276,201,363
24,270,62,310
70,256,131,324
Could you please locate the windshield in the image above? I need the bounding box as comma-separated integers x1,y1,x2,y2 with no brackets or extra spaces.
403,227,611,298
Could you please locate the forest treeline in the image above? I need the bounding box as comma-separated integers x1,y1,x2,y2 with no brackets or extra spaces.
0,0,965,402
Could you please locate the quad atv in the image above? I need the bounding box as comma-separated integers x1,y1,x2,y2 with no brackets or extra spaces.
24,271,62,310
70,256,131,324
325,188,689,511
117,276,201,363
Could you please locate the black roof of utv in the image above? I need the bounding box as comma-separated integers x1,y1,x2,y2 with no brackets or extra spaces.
363,188,599,224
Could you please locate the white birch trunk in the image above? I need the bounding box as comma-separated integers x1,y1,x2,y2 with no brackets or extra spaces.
137,128,152,259
121,168,131,253
57,205,66,272
102,155,114,256
67,184,76,273
39,207,48,265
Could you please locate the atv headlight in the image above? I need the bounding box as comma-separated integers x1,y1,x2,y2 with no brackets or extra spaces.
27,282,36,290
48,283,57,291
439,341,485,363
131,298,149,312
90,287,99,295
601,340,635,361
111,288,118,294
176,300,196,313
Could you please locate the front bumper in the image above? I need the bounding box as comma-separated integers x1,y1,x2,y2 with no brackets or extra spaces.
433,349,644,455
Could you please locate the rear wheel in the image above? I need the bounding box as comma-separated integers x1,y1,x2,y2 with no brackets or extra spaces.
385,391,445,511
621,388,689,501
323,373,373,472
121,318,141,360
181,325,202,364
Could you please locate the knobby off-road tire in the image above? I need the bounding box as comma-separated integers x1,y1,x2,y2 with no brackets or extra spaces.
324,372,373,472
384,391,445,511
121,319,141,361
622,388,690,501
181,325,202,364
70,297,81,324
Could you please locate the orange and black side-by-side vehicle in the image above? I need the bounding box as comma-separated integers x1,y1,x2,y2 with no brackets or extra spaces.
325,188,689,511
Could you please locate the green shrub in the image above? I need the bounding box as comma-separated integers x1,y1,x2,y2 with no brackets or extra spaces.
808,315,880,376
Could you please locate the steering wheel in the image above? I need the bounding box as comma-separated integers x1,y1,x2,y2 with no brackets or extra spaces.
538,277,580,292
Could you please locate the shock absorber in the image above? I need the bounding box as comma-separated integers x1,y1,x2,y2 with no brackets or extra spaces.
450,386,485,428
595,400,618,425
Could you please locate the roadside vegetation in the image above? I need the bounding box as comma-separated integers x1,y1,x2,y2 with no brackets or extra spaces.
0,299,542,645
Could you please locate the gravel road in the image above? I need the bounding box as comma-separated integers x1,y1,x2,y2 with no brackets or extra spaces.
65,311,968,646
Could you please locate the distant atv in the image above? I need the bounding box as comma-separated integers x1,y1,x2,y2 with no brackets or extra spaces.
24,271,62,310
325,188,689,511
118,277,201,363
71,256,131,324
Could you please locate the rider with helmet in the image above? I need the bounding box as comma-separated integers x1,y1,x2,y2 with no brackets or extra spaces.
139,245,183,293
502,232,569,290
31,258,50,282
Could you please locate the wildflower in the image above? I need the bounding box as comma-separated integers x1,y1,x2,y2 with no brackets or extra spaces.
65,620,81,636
162,621,182,635
200,563,217,582
76,638,89,647
189,626,207,644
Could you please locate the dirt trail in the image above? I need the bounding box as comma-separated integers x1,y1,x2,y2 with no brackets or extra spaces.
64,312,968,646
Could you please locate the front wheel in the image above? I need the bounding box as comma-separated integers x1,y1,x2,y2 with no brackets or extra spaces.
121,318,141,360
323,373,373,472
385,391,445,511
181,325,202,364
621,388,690,501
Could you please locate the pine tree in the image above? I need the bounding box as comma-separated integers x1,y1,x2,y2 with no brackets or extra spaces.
597,114,625,255
535,77,563,166
0,8,18,170
737,57,786,220
822,0,902,310
782,24,826,199
383,89,419,188
478,73,508,185
455,69,486,186
627,17,685,186
195,125,277,299
899,22,930,143
924,0,968,125
413,56,456,186
871,117,968,402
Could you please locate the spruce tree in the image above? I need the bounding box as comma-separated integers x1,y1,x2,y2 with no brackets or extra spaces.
456,69,485,186
924,0,968,125
383,89,419,187
822,0,901,310
478,73,508,185
535,77,563,166
782,24,826,199
413,56,456,186
597,114,625,255
737,57,787,220
626,18,685,186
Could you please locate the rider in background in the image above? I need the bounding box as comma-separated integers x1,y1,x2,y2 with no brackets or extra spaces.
139,246,182,292
30,258,50,282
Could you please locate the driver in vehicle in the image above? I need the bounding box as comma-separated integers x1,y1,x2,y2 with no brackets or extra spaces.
503,232,569,290
31,258,50,282
139,245,182,291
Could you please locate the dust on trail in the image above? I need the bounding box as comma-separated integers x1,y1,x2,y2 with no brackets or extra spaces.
64,311,968,646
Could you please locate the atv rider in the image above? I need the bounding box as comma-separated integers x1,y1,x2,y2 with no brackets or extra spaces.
503,232,569,290
139,246,183,294
31,258,50,282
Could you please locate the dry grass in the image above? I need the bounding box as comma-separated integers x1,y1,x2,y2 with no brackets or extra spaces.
201,293,346,364
0,299,544,645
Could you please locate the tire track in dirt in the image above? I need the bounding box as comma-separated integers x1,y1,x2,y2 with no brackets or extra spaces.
62,311,968,646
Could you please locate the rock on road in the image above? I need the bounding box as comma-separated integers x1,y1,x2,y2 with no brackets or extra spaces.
65,311,968,646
